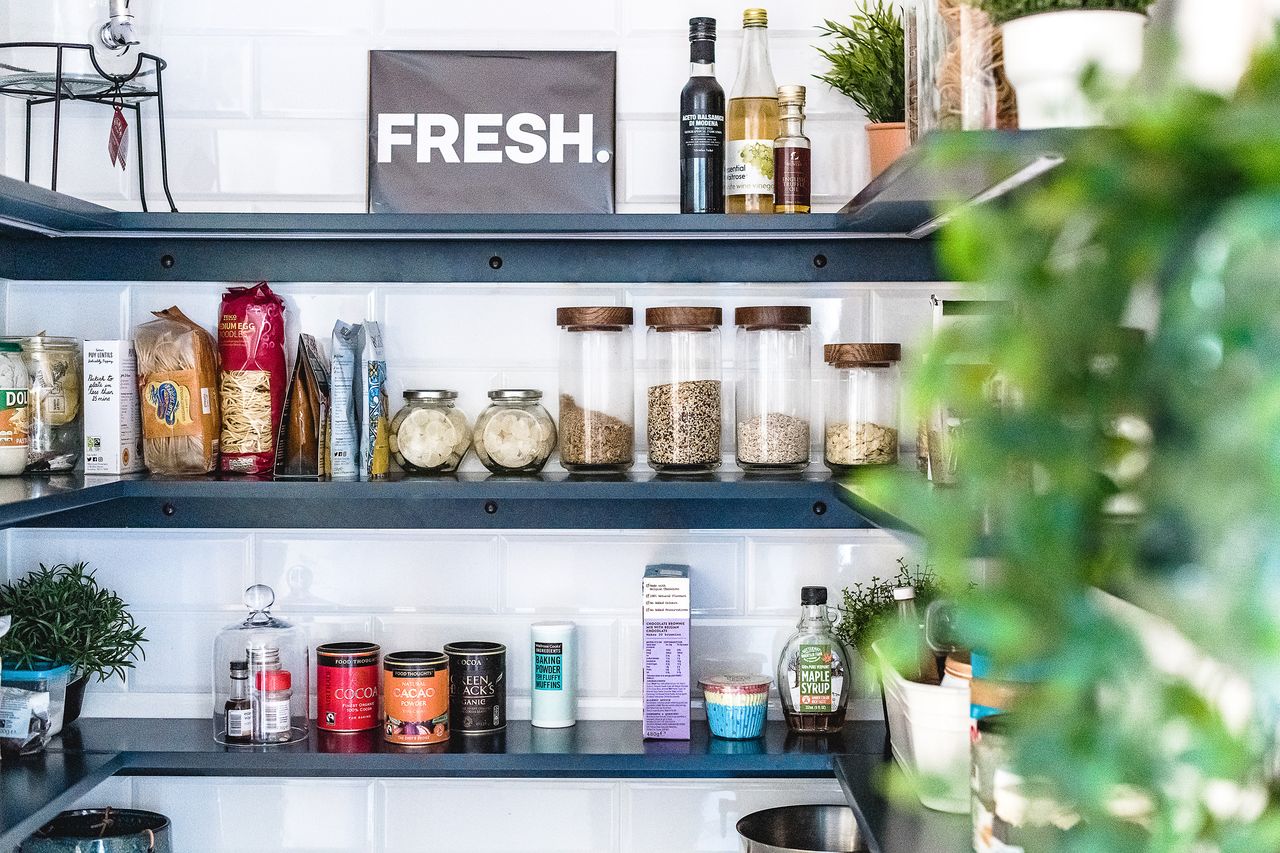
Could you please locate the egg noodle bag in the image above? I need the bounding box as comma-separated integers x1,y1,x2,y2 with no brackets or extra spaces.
134,307,221,474
218,283,287,474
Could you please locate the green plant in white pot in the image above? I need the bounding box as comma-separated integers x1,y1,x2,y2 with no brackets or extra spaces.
979,0,1158,128
0,562,146,730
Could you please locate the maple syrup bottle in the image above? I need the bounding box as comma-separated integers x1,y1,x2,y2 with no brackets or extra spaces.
777,586,852,733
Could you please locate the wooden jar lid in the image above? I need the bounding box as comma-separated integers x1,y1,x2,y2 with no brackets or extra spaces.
645,306,723,329
824,342,902,366
556,306,634,328
734,305,811,329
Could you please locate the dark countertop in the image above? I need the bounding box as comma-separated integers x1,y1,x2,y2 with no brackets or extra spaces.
4,718,966,851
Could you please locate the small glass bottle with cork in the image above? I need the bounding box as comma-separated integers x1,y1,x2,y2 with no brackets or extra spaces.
773,84,811,214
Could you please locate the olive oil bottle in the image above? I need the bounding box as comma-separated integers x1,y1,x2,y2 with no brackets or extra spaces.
725,8,778,214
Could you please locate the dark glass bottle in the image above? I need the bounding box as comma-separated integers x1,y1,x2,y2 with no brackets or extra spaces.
224,659,251,744
680,17,725,213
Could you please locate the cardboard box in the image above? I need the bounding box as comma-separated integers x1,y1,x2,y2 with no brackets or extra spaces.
642,564,690,740
83,341,144,475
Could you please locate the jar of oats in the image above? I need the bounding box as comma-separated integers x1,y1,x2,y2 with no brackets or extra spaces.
646,307,722,474
734,306,811,472
823,343,901,471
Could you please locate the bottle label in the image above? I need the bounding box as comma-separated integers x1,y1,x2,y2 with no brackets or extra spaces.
0,388,29,449
793,643,837,713
681,111,724,159
533,641,563,691
260,698,291,734
226,707,252,738
725,139,774,197
774,147,810,207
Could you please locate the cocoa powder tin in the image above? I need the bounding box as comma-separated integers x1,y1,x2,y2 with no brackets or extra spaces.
383,651,450,746
444,641,506,733
316,642,380,732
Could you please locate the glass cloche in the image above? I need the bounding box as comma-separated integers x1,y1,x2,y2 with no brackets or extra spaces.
212,584,309,745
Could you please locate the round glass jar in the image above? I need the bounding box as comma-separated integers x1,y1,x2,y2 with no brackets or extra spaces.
823,343,902,471
212,584,309,746
557,307,635,473
4,336,82,472
646,307,723,473
390,390,471,474
473,389,557,474
734,306,811,472
911,0,1016,140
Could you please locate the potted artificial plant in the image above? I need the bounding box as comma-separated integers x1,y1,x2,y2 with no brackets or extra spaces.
0,562,146,728
980,0,1158,128
815,0,907,179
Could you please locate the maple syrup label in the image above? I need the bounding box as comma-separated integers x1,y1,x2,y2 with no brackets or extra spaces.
794,643,836,713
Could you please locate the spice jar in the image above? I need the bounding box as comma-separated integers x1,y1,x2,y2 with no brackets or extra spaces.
212,584,309,745
390,390,471,474
473,390,557,474
734,306,811,472
5,336,82,472
557,307,635,473
823,343,902,471
0,342,30,476
646,307,723,473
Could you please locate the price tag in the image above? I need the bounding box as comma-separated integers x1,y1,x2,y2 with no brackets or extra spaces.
108,105,129,170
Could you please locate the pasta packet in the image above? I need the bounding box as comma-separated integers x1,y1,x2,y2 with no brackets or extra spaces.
219,283,287,474
329,321,361,481
135,307,221,474
358,322,390,481
275,334,330,480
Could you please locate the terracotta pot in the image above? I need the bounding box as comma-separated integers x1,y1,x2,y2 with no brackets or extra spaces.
866,122,908,179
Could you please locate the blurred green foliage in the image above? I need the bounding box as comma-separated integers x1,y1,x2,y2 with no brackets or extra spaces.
880,29,1280,852
977,0,1157,26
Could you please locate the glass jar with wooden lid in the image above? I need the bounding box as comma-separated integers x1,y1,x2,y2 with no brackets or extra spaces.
557,307,635,473
646,306,723,473
823,343,902,471
734,306,811,471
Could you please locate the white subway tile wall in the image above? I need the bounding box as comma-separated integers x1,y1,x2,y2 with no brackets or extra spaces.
3,0,878,211
3,1,945,848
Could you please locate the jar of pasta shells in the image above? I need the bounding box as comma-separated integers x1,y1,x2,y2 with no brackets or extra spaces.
823,343,901,471
390,390,471,474
473,389,557,474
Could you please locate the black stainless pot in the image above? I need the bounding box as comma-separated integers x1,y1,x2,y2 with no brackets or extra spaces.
736,805,865,853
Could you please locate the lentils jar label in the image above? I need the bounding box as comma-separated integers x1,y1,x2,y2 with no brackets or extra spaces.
317,645,380,732
795,643,836,713
383,654,449,745
0,388,29,448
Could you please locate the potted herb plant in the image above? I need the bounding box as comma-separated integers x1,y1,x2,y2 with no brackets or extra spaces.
0,562,146,728
815,0,907,179
978,0,1158,128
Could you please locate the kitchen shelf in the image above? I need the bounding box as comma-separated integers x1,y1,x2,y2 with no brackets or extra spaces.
0,130,1068,283
2,719,887,848
833,754,969,853
1,470,873,530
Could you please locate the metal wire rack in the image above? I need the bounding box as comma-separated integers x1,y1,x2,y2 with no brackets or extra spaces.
0,41,176,212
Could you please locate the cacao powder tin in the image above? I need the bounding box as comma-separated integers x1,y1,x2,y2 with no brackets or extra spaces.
444,641,507,734
383,651,450,746
316,642,381,732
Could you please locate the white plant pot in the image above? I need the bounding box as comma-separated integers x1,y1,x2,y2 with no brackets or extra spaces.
1002,10,1147,129
872,640,971,814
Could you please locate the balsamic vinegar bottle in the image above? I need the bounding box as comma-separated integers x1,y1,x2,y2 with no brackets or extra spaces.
680,17,726,213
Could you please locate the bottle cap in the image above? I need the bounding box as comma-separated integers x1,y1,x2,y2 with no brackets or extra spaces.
230,659,248,673
689,17,716,40
801,586,827,605
255,670,292,692
743,8,768,27
778,84,806,107
892,585,916,601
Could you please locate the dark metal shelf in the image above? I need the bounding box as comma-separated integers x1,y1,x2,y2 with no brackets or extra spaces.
4,471,871,530
0,130,1070,283
833,754,969,853
1,719,887,847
